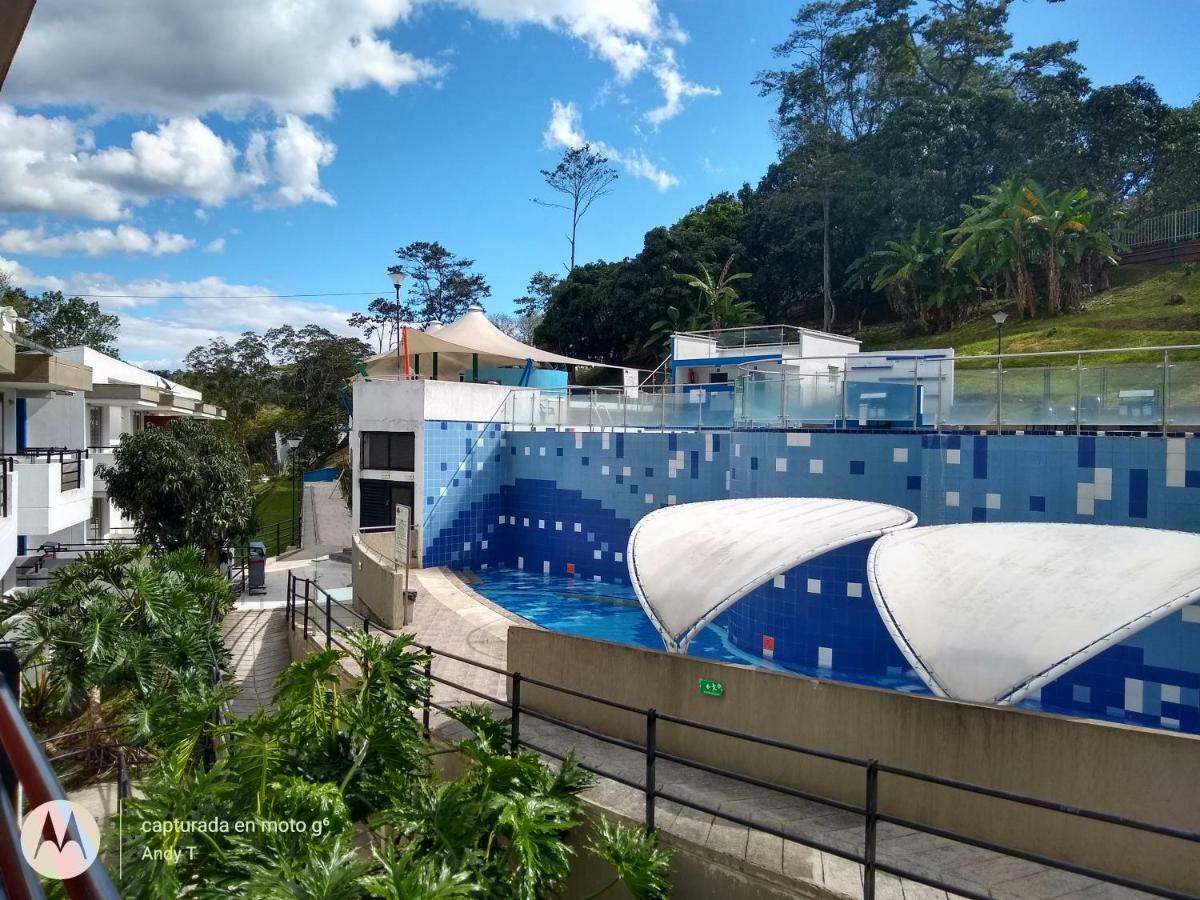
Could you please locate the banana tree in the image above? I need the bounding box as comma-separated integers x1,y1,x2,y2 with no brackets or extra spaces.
947,179,1041,318
673,255,758,331
1023,184,1093,315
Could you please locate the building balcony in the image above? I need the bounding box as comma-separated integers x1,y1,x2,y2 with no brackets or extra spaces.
0,351,92,391
10,448,93,536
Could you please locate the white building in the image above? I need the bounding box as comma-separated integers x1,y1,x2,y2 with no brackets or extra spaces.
56,346,225,541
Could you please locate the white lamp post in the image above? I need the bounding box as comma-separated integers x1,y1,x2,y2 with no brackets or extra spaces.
388,268,407,376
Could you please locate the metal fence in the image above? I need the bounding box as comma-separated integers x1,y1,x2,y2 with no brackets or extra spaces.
3,448,90,491
286,574,1200,900
249,515,302,558
1119,207,1200,249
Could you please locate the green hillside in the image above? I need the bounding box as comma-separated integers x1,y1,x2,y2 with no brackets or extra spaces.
860,263,1200,364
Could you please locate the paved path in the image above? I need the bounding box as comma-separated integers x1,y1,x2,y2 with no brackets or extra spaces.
250,565,1156,900
301,480,353,557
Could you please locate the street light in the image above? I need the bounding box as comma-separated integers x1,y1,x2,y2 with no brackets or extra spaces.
992,311,1009,356
388,267,407,377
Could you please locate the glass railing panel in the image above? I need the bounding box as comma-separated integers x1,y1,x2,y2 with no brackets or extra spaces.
1079,364,1165,428
998,365,1080,427
1166,360,1200,427
783,374,842,425
944,366,1001,427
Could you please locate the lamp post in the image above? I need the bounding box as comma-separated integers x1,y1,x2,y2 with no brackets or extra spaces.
285,438,301,546
388,267,407,378
992,311,1008,356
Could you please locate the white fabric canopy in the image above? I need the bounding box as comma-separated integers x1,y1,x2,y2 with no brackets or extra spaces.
867,523,1200,705
628,498,918,651
363,305,611,375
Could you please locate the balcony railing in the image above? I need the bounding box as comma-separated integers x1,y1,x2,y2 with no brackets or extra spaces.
9,449,89,491
0,458,12,519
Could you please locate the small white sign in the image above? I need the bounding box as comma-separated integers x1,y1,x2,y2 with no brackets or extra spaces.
394,504,410,568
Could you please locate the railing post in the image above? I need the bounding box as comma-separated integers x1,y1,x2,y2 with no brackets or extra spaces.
995,355,1004,430
911,360,920,427
1075,353,1083,433
276,521,281,555
422,651,432,739
644,708,657,832
864,760,879,900
1162,350,1170,431
325,589,332,649
510,672,522,755
302,580,310,640
780,374,788,426
660,390,666,430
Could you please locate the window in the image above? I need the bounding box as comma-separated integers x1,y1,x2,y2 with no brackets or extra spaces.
88,406,102,447
361,431,415,471
708,372,729,384
359,479,414,529
89,497,104,540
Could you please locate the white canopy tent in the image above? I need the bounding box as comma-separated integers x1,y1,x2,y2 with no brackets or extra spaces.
867,523,1200,705
628,498,918,652
362,305,615,378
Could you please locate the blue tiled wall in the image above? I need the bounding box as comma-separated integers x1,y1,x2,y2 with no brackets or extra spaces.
419,421,1200,733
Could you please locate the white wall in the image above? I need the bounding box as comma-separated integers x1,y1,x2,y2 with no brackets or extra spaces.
16,456,93,537
23,391,86,448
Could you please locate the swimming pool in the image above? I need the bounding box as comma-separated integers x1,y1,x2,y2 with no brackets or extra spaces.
470,568,929,693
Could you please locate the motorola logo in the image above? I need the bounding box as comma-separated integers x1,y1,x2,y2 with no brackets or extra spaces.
20,800,101,880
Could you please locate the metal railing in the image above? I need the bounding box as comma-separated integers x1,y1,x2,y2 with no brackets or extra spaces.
249,515,302,559
0,647,120,899
0,458,12,519
286,574,1200,900
4,448,89,492
1119,207,1200,249
494,345,1200,432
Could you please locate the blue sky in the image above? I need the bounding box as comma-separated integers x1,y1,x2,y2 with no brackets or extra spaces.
1,0,1197,367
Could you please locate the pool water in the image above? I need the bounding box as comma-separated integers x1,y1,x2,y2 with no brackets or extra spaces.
471,568,929,693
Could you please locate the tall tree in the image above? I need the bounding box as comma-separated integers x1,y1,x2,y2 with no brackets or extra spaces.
394,242,490,323
533,145,619,271
348,296,410,354
514,271,560,318
101,419,254,562
20,291,120,354
266,325,368,459
673,257,758,330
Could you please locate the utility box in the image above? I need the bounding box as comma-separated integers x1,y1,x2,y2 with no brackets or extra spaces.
248,541,267,594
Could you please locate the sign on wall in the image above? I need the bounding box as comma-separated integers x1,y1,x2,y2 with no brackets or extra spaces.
699,678,725,698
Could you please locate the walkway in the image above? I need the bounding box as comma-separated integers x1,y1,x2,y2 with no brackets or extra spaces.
248,563,1156,900
397,569,1153,900
300,480,353,557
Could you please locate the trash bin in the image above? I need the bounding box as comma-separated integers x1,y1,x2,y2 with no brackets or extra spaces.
248,541,267,594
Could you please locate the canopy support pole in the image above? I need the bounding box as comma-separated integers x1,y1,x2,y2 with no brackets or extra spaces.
433,353,439,380
402,326,411,379
472,353,479,382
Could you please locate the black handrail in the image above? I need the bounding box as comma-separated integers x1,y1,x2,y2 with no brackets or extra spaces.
0,647,119,899
286,572,1200,900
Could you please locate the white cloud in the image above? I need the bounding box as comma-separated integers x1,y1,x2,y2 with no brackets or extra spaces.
0,255,361,365
258,116,338,207
645,49,719,126
7,0,440,119
0,106,339,220
0,225,193,257
204,238,226,253
543,101,678,191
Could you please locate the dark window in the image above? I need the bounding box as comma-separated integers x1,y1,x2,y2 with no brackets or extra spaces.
708,372,729,384
361,431,415,471
359,479,414,529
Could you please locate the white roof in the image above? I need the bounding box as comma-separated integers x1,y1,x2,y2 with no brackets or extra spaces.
628,498,918,651
57,345,202,400
363,305,610,374
867,523,1200,705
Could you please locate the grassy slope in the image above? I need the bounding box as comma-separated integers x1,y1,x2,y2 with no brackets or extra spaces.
254,476,299,526
859,262,1200,364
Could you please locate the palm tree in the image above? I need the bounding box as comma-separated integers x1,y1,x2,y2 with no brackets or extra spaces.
947,179,1041,318
673,256,758,331
643,295,708,354
1023,184,1100,314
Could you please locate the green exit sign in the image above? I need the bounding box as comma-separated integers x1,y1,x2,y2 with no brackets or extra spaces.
699,678,725,698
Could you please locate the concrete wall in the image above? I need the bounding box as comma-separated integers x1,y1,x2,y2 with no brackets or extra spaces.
351,530,410,628
23,390,86,448
507,627,1200,894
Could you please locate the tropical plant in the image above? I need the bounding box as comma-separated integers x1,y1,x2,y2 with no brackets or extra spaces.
673,256,758,331
852,222,983,332
946,178,1041,318
643,296,708,353
114,634,672,899
1022,184,1118,313
0,545,232,723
